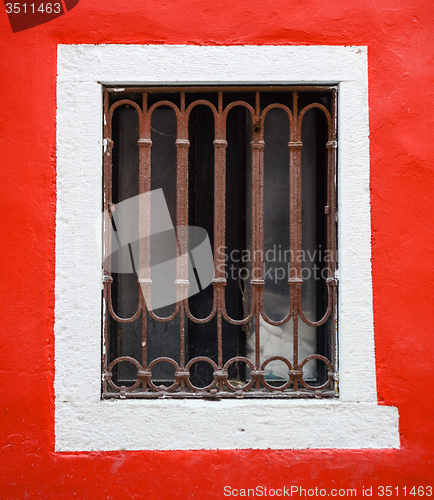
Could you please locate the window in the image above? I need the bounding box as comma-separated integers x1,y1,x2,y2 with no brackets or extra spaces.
55,44,399,451
103,86,338,399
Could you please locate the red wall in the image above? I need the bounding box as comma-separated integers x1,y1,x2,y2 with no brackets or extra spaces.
1,0,434,498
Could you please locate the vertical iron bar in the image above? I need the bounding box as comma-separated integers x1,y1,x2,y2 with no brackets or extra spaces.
251,91,265,388
138,92,151,389
214,92,227,387
291,90,302,391
102,88,112,394
176,92,190,391
329,88,338,390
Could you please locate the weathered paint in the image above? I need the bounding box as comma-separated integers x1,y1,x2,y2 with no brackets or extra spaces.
1,0,434,498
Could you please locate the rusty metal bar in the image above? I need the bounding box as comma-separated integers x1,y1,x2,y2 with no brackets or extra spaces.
330,88,338,390
102,87,111,395
104,85,337,94
291,90,302,391
250,91,264,385
176,92,189,390
214,92,226,382
138,91,151,390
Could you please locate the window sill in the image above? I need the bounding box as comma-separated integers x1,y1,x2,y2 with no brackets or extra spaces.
55,399,399,451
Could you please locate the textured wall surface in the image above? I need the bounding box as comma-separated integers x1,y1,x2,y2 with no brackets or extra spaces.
0,0,433,497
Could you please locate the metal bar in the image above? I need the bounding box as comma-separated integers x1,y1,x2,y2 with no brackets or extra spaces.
249,91,267,392
176,92,189,390
291,90,302,391
104,85,338,94
102,87,111,394
330,88,338,390
214,92,227,378
138,92,151,389
102,390,338,399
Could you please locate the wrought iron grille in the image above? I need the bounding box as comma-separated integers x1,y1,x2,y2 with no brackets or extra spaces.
102,86,338,399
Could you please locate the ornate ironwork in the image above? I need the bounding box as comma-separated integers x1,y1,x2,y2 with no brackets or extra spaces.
102,86,338,399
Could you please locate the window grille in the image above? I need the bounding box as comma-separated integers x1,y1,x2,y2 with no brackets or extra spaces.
102,86,338,399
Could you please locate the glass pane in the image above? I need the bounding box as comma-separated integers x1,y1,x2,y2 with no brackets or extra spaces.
301,106,329,382
110,105,141,383
148,106,180,383
224,106,252,382
187,104,216,387
249,107,294,382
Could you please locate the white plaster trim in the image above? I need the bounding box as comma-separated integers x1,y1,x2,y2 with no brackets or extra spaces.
55,44,399,451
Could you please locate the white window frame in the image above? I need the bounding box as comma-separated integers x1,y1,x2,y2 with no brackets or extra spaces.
55,44,399,451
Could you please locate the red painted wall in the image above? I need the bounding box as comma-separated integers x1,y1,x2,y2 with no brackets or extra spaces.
1,0,433,498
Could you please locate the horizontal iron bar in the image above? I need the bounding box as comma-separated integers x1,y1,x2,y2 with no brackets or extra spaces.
102,391,338,399
104,85,338,93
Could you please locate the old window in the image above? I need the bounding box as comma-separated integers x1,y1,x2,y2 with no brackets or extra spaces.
102,86,338,399
56,44,399,451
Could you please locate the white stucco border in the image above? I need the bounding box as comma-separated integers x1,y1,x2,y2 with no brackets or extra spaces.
55,44,399,451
